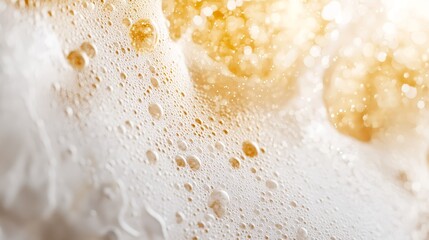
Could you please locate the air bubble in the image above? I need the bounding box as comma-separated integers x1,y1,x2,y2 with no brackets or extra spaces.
175,155,186,167
265,179,278,190
229,157,241,169
67,50,88,70
80,42,97,58
146,150,158,164
215,141,225,151
148,103,163,120
175,212,185,224
186,155,201,171
129,19,158,52
177,140,188,151
242,141,259,158
208,189,230,218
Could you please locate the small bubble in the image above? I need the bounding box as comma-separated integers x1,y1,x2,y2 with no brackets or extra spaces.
146,150,158,164
184,183,193,192
104,3,115,12
122,17,132,27
215,141,225,151
197,222,205,228
208,189,230,218
150,77,159,87
175,155,186,167
265,179,278,190
177,140,188,151
242,141,259,158
229,157,241,169
186,155,201,171
80,42,97,58
297,227,308,240
67,50,88,70
148,103,163,120
129,19,158,52
175,212,185,224
417,100,425,109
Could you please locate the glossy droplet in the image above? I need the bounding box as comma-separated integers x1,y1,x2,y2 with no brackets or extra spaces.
129,19,158,52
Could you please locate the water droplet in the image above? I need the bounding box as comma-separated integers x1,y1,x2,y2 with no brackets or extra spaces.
129,19,158,52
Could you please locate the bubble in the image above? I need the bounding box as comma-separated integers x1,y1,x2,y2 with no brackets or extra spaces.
215,141,225,151
148,103,163,120
175,155,186,167
175,212,185,224
129,19,158,52
80,41,97,58
177,140,188,151
104,3,115,12
242,141,259,158
122,17,132,27
229,157,241,169
146,150,158,164
150,77,159,87
186,155,201,171
297,227,308,240
265,179,278,190
184,183,193,192
208,189,230,218
66,50,88,70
